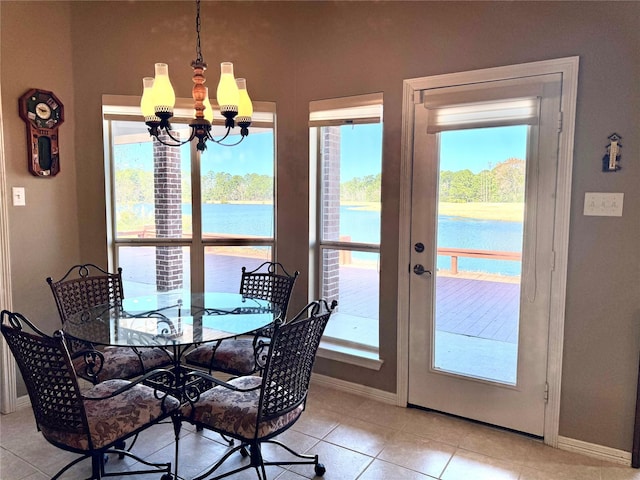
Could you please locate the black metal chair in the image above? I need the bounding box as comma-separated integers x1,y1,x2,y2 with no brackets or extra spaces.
0,309,180,480
185,261,299,376
47,263,173,384
181,299,336,480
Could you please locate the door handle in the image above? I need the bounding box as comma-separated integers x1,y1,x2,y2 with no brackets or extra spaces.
413,264,432,276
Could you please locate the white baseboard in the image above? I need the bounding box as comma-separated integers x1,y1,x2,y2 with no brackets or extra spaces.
557,435,631,466
15,394,30,410
311,372,398,405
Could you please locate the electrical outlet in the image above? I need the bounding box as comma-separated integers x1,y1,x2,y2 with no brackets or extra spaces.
583,192,624,217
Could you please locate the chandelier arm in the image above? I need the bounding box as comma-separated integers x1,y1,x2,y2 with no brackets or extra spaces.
214,136,246,147
155,127,195,147
206,126,233,144
154,135,183,148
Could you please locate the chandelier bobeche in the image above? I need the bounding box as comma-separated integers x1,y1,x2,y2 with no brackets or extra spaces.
140,0,252,151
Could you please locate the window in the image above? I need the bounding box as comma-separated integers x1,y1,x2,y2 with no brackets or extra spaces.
103,96,276,299
310,93,383,365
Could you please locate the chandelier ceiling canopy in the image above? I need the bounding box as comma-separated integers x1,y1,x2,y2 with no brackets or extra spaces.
140,0,252,151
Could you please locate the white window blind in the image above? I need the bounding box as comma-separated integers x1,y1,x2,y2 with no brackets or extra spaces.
421,81,545,133
309,92,383,126
426,97,540,133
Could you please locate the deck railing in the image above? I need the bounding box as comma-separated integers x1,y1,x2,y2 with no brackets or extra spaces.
437,247,521,275
120,228,520,276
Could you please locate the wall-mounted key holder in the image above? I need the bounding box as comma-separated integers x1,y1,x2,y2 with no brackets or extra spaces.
602,133,622,172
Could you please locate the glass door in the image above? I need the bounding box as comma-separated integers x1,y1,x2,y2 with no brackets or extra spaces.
408,74,562,436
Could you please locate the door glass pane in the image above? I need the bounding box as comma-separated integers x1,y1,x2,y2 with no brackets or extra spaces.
204,246,272,293
200,130,274,239
118,246,190,297
113,121,191,239
433,125,527,385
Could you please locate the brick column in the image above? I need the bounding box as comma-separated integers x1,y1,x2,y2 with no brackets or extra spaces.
153,133,183,292
321,127,340,303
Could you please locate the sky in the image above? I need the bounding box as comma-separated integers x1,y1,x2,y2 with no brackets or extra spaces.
200,131,274,176
440,125,528,173
203,123,385,181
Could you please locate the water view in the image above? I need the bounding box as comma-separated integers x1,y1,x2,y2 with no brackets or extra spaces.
124,202,523,277
192,203,523,276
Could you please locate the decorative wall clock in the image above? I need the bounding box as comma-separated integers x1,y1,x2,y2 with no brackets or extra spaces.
18,88,64,177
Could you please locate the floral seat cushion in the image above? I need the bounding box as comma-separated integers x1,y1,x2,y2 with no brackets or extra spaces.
185,337,261,375
40,379,180,451
182,376,303,439
73,346,173,383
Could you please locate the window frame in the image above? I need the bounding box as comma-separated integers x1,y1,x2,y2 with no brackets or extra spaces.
309,93,384,369
103,95,277,296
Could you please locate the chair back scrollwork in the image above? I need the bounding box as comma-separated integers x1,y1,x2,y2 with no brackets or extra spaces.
0,310,91,440
240,261,299,321
259,299,337,420
47,263,124,324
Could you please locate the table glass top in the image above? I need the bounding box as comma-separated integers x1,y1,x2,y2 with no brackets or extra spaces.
62,292,279,347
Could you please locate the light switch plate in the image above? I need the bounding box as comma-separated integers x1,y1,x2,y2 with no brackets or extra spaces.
583,192,624,217
12,187,26,206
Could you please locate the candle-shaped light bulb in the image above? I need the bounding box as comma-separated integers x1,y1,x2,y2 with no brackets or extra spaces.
202,87,214,123
151,63,175,116
236,78,253,124
216,62,239,117
140,77,159,122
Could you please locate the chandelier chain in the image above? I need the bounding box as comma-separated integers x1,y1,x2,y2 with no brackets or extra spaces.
195,0,203,63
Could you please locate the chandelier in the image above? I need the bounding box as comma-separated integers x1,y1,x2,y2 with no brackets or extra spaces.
140,0,252,151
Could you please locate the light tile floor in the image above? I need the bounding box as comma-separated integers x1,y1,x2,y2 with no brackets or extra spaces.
1,383,639,480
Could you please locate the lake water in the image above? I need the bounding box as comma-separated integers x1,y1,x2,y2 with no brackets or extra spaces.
180,203,522,276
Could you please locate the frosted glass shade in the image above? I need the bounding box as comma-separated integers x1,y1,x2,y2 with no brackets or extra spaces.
202,87,214,123
236,78,253,122
216,62,239,114
140,77,159,122
151,63,176,115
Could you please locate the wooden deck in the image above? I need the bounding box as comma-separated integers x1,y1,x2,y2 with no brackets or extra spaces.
332,263,520,345
435,275,520,344
121,250,520,345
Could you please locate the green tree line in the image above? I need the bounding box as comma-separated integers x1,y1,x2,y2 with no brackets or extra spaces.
440,158,525,203
339,158,525,203
115,170,273,204
115,157,524,206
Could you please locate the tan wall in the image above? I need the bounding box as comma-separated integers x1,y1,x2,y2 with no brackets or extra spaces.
1,1,639,451
1,1,80,333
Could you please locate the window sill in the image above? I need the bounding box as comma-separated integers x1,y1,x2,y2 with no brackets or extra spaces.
318,337,384,370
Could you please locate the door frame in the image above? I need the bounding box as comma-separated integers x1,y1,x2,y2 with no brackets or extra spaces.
0,84,17,414
397,57,579,446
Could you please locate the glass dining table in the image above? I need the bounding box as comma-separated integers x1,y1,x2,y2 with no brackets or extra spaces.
63,292,279,348
61,291,280,390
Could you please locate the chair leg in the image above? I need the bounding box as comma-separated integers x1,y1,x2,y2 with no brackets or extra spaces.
192,444,248,480
51,448,174,480
249,445,268,480
50,453,91,480
115,439,126,459
262,439,326,476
